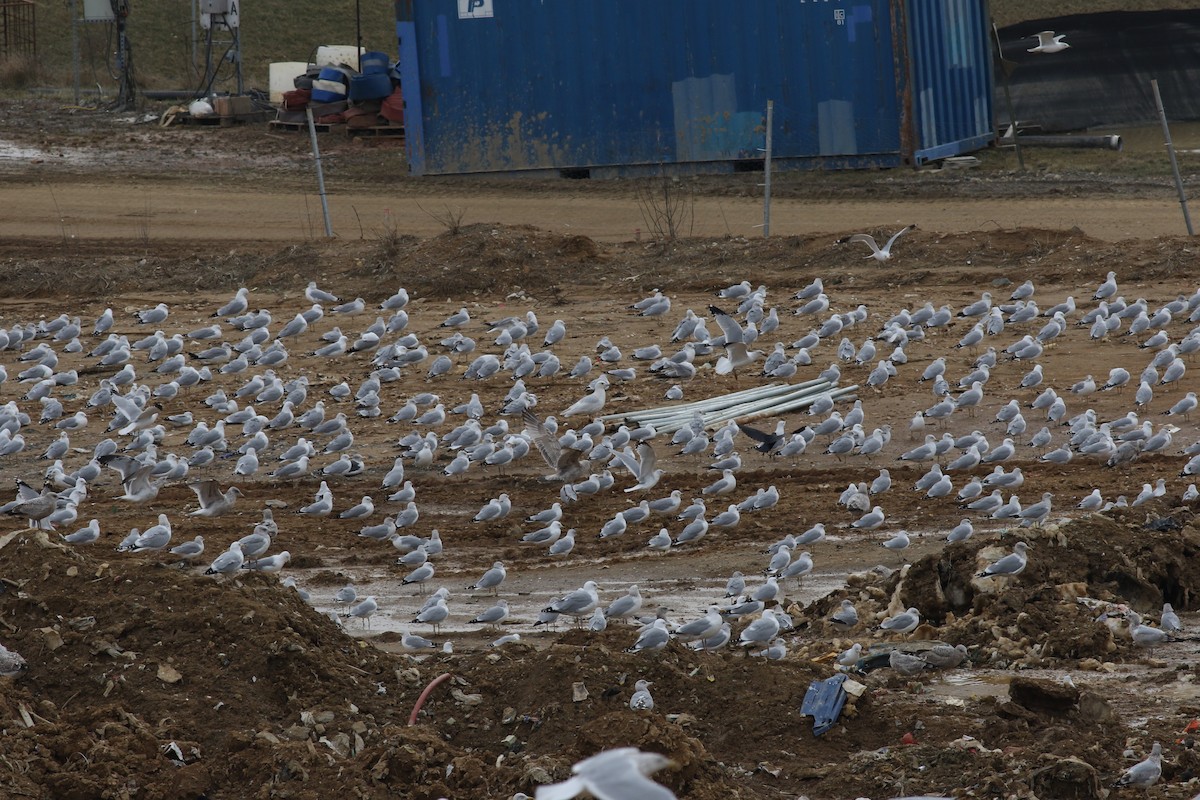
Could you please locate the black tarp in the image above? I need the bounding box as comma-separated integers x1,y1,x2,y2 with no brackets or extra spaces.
996,10,1200,132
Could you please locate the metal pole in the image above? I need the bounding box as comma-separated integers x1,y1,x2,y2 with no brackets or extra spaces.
71,0,79,105
992,22,1024,171
306,107,334,238
356,0,363,71
763,99,773,237
1151,78,1194,236
999,74,1025,171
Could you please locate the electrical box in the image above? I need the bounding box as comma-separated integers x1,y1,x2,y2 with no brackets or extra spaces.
200,0,230,13
82,0,115,21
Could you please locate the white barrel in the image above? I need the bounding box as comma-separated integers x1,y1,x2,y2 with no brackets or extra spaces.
268,62,308,104
314,45,364,69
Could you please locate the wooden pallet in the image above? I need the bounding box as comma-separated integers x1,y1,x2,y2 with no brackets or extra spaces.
347,125,405,139
268,119,333,133
182,110,273,127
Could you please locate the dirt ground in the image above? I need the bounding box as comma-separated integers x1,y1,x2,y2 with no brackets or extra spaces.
2,98,1200,799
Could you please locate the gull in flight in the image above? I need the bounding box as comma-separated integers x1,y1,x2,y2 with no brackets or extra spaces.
522,408,588,482
611,442,662,492
1028,30,1069,54
534,747,676,800
708,305,762,375
186,480,243,517
837,224,916,262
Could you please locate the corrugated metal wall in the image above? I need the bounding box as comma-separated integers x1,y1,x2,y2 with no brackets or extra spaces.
396,0,992,176
905,0,995,163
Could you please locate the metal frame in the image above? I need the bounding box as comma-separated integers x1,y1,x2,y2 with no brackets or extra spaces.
0,1,35,61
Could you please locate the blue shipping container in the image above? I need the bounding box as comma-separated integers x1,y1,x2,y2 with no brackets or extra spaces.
394,0,993,176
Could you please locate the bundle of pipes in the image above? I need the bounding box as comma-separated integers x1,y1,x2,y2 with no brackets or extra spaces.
597,380,857,435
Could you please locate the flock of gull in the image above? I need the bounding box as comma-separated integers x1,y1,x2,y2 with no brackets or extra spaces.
1,252,1197,796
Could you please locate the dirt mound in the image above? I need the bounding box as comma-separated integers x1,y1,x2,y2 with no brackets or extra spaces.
805,511,1200,666
4,224,1196,308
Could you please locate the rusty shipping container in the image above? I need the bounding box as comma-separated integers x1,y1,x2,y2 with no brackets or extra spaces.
394,0,994,176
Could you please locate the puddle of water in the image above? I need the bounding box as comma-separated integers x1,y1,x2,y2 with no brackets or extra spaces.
297,561,850,643
0,140,94,164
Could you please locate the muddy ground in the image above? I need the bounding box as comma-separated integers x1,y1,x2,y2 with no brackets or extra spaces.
1,100,1200,799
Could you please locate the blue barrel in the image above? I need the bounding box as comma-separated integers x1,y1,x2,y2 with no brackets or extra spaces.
310,65,350,103
359,51,389,75
349,72,393,102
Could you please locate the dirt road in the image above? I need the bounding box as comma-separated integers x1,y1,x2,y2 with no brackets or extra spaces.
0,177,1192,242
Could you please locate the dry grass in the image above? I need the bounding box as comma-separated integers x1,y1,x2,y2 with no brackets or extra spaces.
0,55,36,89
31,0,396,93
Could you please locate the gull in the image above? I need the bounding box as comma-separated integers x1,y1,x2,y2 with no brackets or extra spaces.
1101,367,1130,392
947,518,974,542
767,547,807,581
978,541,1030,578
796,522,826,545
244,551,291,573
205,541,244,576
62,518,101,545
469,599,509,628
333,585,357,607
1112,742,1162,790
837,224,916,262
851,506,885,530
881,530,910,553
1162,603,1182,634
305,281,339,303
534,747,676,800
343,596,378,628
1126,611,1171,656
402,563,436,592
1166,391,1198,419
545,581,600,618
562,376,610,418
467,561,507,595
830,599,858,628
702,469,736,496
674,610,725,645
397,545,428,569
587,608,608,632
1017,492,1053,526
169,535,205,561
629,680,654,711
187,480,243,517
136,302,169,325
548,528,576,556
0,641,27,677
878,607,921,635
628,619,671,653
4,480,59,529
339,495,375,520
611,443,662,492
1028,30,1070,54
739,609,781,647
890,649,934,676
836,642,863,667
604,585,644,622
473,493,511,523
523,521,563,545
708,305,762,375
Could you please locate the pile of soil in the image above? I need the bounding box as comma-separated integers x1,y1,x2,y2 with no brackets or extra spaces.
6,505,1200,799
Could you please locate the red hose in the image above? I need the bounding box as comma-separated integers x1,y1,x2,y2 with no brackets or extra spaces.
409,672,452,726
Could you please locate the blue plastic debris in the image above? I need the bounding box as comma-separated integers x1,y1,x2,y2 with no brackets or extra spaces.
800,673,849,736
